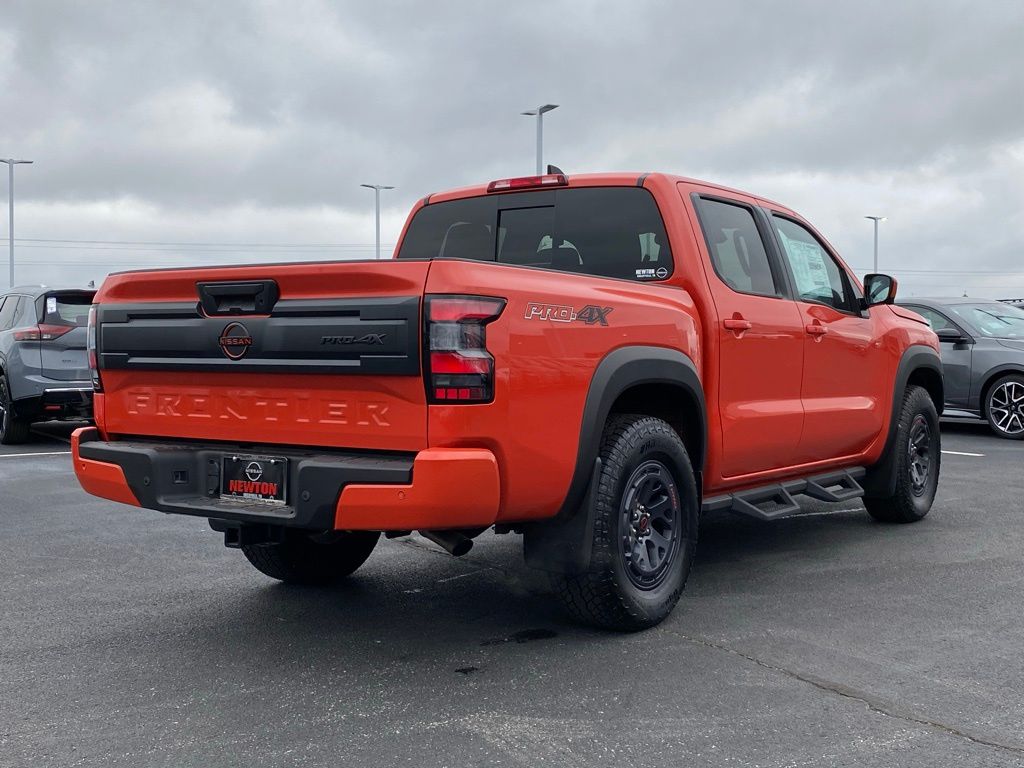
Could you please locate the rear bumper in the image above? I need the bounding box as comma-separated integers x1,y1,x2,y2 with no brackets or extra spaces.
14,385,93,420
71,428,500,531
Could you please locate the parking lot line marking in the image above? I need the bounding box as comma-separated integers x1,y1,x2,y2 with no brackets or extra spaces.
0,451,71,459
941,450,985,457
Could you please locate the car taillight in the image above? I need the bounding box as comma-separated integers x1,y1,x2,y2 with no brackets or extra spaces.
12,324,73,341
87,306,102,392
425,295,505,403
486,173,567,192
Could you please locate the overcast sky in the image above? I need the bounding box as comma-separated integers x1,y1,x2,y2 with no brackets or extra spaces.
1,1,1023,297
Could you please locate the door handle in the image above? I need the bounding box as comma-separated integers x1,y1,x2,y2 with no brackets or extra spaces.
805,323,828,337
723,318,753,332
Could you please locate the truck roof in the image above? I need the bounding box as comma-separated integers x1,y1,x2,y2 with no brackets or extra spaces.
424,171,792,212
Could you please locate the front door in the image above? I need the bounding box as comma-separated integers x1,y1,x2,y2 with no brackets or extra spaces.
903,304,973,408
766,212,886,463
685,188,805,479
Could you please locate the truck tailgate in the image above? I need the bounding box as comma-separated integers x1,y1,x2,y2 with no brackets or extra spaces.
94,261,430,452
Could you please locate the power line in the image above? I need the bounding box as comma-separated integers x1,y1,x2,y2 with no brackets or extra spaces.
12,237,391,247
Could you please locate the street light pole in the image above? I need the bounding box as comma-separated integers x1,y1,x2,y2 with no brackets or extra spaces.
864,215,886,273
2,158,33,288
360,183,395,260
520,104,558,174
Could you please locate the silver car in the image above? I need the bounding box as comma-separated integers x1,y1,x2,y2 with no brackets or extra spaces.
0,286,95,444
899,297,1024,439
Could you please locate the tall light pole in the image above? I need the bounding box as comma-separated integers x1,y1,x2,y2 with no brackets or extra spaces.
360,183,394,260
520,104,558,174
864,215,886,273
2,159,33,287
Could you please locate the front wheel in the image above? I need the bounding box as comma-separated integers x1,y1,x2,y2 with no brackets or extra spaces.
984,374,1024,440
241,530,380,585
864,385,940,523
552,414,699,631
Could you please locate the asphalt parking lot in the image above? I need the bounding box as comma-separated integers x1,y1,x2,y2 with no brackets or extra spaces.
2,419,1023,767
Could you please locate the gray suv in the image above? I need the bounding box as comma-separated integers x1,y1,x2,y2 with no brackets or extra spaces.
0,286,95,444
899,297,1024,439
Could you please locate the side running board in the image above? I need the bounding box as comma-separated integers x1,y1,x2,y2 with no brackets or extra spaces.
701,468,866,522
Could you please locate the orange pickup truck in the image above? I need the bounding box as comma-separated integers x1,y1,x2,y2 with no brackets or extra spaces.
73,171,943,630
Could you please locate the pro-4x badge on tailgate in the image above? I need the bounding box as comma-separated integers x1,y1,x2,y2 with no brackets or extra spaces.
524,302,613,326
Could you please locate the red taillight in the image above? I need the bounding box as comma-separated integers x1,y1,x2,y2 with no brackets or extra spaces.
13,324,73,341
486,173,567,193
87,306,102,392
425,295,505,403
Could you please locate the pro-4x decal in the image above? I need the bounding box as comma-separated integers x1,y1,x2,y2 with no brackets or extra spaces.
524,302,613,326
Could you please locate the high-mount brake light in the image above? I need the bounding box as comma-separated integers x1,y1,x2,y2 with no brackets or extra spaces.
486,173,567,193
424,295,505,403
13,324,73,341
87,306,102,392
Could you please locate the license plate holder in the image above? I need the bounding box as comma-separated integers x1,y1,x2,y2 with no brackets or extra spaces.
220,454,288,504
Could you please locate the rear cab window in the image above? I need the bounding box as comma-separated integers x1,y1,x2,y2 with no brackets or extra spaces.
44,292,95,327
397,187,672,282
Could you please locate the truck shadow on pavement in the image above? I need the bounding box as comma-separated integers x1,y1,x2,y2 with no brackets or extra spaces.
154,506,897,663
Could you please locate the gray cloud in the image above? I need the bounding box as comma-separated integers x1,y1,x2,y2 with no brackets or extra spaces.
0,0,1022,296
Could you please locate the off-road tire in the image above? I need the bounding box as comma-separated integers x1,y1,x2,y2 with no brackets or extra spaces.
553,414,699,631
242,530,380,585
983,373,1024,440
864,385,940,523
0,377,30,446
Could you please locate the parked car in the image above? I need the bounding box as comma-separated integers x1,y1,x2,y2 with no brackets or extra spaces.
899,297,1024,439
72,172,943,630
0,286,95,444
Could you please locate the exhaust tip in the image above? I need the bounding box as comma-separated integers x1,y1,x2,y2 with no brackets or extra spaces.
419,529,474,557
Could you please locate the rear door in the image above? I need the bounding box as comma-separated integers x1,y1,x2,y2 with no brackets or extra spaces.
38,290,94,381
765,212,887,462
685,187,805,479
95,261,431,452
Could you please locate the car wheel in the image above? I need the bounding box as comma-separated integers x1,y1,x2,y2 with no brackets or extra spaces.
241,530,380,585
0,377,31,445
552,414,699,631
984,374,1024,440
864,385,940,523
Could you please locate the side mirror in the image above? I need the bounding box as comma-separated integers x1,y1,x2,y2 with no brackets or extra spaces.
864,273,898,306
935,327,970,344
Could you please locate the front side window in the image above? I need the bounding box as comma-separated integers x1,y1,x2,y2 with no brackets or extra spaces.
904,305,956,332
397,187,672,282
695,198,778,297
772,216,854,312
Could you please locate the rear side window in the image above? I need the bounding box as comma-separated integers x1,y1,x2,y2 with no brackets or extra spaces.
44,292,94,327
0,297,17,330
695,198,779,297
397,188,672,282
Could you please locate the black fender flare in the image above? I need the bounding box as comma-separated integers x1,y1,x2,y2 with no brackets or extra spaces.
863,344,943,498
523,345,706,573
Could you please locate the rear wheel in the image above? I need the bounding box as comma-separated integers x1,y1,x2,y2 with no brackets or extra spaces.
0,377,31,445
241,530,380,585
864,385,940,523
552,414,699,631
984,374,1024,440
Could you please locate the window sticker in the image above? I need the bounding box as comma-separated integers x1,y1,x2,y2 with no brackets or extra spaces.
782,235,831,299
46,297,57,315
